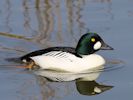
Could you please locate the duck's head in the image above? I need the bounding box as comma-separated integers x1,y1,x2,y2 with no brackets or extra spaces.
76,32,113,55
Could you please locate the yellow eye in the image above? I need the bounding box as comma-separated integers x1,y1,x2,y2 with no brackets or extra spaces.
91,38,95,42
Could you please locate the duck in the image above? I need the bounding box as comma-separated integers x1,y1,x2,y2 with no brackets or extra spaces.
8,32,113,81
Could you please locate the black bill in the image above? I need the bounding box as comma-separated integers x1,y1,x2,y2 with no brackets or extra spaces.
101,42,114,50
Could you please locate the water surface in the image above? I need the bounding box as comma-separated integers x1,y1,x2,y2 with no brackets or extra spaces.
0,0,133,100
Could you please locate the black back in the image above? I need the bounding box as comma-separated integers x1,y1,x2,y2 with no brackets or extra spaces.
20,47,81,62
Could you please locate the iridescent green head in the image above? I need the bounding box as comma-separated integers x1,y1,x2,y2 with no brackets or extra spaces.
76,32,113,55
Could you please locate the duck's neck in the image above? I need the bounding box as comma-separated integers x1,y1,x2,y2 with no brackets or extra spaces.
79,54,94,58
76,46,94,55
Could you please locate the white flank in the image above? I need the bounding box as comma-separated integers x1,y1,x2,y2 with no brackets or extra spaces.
30,51,105,73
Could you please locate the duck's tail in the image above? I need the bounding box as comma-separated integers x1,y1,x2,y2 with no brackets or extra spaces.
5,57,23,64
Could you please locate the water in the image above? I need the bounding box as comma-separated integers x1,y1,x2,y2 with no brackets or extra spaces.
0,0,133,100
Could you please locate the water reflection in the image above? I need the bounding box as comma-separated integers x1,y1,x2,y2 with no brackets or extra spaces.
33,67,103,82
35,76,113,99
35,0,54,45
0,0,89,45
5,0,12,33
23,0,33,34
66,0,87,42
76,80,113,96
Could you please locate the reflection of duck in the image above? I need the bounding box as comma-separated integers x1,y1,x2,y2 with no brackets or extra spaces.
76,80,113,96
7,32,113,81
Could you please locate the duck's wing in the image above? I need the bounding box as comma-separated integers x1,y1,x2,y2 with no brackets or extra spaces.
20,47,80,63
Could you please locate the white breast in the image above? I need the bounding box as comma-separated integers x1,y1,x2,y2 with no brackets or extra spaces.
30,51,105,73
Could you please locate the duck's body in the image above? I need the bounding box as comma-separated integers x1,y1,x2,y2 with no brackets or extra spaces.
31,53,105,73
21,47,105,73
8,32,113,81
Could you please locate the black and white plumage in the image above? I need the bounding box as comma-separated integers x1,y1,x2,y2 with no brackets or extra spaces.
19,46,105,73
20,47,81,63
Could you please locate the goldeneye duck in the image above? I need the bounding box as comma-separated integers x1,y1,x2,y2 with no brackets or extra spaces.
18,32,113,73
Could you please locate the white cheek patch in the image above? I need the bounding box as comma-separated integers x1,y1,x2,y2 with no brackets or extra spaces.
94,41,102,50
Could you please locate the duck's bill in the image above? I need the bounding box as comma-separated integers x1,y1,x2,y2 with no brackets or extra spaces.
101,42,114,50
